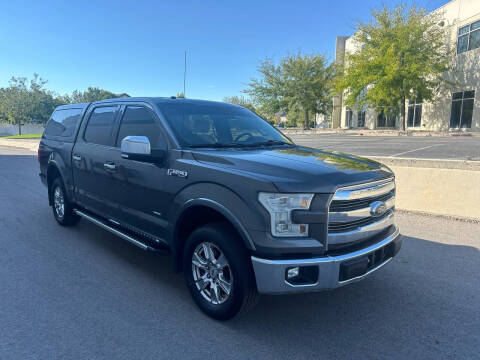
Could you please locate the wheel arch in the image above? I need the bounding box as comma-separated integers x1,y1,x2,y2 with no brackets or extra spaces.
46,161,64,206
172,199,256,272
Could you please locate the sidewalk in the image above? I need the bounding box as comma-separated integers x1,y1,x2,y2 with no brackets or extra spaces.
0,138,40,152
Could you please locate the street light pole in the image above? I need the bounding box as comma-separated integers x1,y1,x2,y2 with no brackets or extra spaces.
183,51,187,97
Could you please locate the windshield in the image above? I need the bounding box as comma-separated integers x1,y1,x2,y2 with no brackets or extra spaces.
158,101,294,148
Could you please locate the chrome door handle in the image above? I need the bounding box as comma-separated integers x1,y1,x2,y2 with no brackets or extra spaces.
72,154,82,161
104,163,116,170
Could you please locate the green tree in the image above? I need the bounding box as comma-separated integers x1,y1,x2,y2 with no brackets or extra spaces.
335,4,452,131
0,74,126,134
286,106,316,128
245,53,334,129
68,87,118,103
0,79,30,134
223,95,256,112
255,105,277,124
0,74,60,134
29,74,64,123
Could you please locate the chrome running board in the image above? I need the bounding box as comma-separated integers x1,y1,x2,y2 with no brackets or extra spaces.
74,209,168,253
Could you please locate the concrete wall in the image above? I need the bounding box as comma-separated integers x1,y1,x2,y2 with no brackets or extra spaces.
0,124,45,136
390,164,480,220
338,0,480,131
370,156,480,220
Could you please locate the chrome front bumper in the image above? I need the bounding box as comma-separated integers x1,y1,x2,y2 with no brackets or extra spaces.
251,226,401,294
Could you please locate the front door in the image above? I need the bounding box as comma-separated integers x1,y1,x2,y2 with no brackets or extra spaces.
110,104,171,241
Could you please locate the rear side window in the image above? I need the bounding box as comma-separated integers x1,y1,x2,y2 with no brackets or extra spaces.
116,106,163,147
44,108,83,138
84,106,118,146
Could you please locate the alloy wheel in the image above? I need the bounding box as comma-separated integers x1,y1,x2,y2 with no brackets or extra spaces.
53,186,65,219
191,242,233,305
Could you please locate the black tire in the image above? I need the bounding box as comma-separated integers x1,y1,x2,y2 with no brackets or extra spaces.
50,177,80,226
183,222,259,320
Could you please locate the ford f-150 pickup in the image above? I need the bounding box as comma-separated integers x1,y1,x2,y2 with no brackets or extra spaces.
38,97,401,320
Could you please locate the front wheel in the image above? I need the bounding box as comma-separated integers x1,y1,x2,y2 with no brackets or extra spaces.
183,223,259,320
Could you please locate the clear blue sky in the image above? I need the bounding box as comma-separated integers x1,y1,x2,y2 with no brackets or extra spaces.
0,0,449,101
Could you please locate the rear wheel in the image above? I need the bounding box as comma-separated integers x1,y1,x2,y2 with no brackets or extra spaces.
51,177,80,226
183,223,259,320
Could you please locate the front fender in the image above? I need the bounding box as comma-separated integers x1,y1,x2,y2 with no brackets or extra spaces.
175,197,256,251
170,182,270,251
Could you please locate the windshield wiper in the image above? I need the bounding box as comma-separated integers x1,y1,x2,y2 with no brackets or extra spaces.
189,143,247,149
244,140,293,147
189,140,294,149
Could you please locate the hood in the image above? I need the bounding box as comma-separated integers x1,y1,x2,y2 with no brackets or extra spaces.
192,145,393,193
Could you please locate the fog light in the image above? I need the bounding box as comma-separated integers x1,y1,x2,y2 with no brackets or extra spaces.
285,266,319,285
287,267,300,279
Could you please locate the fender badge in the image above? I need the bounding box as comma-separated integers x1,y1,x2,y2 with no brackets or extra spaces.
167,169,188,178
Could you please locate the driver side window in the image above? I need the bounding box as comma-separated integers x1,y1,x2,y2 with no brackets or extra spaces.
116,106,164,148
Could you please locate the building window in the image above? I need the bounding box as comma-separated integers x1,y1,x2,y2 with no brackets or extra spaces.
345,107,353,127
357,110,366,128
457,20,480,54
377,110,396,128
450,91,475,129
407,101,422,127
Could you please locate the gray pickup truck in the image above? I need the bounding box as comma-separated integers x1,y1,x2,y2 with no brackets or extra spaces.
38,97,401,320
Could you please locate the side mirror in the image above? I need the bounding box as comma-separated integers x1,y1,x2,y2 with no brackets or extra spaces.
121,136,165,163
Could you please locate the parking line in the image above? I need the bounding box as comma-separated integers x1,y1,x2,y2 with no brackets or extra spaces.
389,144,444,158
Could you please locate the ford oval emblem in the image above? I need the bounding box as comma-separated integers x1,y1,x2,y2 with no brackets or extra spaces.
370,201,387,217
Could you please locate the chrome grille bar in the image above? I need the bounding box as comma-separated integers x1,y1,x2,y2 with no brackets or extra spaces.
332,179,395,201
327,211,395,245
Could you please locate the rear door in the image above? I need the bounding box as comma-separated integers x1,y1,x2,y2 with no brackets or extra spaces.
72,104,121,218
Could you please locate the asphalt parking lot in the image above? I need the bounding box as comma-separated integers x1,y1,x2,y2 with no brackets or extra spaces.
1,146,479,359
290,134,480,161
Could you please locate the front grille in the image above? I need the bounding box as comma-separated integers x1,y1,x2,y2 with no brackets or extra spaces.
327,179,395,249
328,210,392,233
330,190,395,212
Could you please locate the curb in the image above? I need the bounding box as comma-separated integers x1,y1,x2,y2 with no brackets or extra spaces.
283,129,480,137
396,209,480,224
370,156,480,171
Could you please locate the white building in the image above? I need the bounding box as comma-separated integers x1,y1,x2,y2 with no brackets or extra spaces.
333,0,480,131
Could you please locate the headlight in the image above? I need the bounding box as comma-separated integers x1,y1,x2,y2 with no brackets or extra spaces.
258,193,314,237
